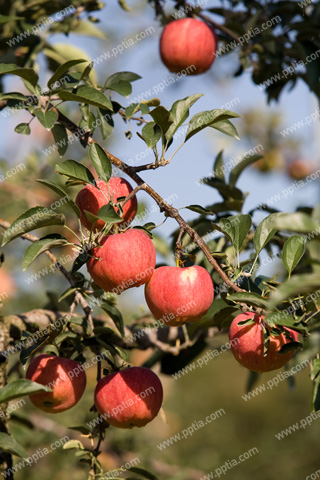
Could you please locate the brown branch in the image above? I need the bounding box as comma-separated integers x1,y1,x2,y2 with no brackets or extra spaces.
53,109,243,292
0,312,13,479
132,159,170,172
120,183,145,208
2,309,219,357
187,5,241,42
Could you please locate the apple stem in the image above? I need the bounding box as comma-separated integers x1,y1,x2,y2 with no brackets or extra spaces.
182,324,190,344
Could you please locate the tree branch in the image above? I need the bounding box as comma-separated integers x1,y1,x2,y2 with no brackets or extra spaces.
193,8,240,42
2,309,219,358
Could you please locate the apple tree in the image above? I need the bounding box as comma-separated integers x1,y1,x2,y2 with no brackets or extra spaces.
0,0,319,479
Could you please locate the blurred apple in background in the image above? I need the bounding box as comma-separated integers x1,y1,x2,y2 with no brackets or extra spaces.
287,159,314,180
0,268,16,299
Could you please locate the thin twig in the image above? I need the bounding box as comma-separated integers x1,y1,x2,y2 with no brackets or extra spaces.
192,7,240,42
120,183,145,208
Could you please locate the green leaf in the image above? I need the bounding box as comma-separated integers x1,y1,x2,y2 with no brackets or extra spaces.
70,20,107,39
246,371,260,393
89,144,112,182
202,178,243,200
59,287,78,303
96,205,123,224
105,72,140,96
227,292,268,309
22,234,68,270
165,94,203,144
268,212,320,234
36,179,80,217
101,303,125,337
312,360,320,412
106,80,132,96
213,150,225,181
79,62,94,86
311,358,320,412
253,212,284,255
263,311,305,331
0,63,38,87
282,235,306,276
185,109,241,142
220,214,252,253
149,106,173,134
34,109,58,129
71,252,88,274
14,123,30,135
55,160,96,185
0,14,24,24
210,119,240,140
0,379,51,404
118,0,131,11
279,342,302,354
185,205,213,215
140,122,162,148
97,108,114,139
59,86,113,110
0,92,28,102
51,124,68,156
127,467,159,480
311,359,320,382
229,153,263,187
62,440,84,450
268,274,320,309
1,207,66,246
0,433,28,458
47,59,87,90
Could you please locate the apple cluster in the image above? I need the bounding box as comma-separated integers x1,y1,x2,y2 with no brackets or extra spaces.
26,355,163,428
75,176,215,326
25,174,300,425
25,175,215,427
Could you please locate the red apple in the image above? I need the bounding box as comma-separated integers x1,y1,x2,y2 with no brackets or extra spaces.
144,265,214,326
228,312,299,373
160,18,217,75
75,177,138,231
94,367,163,428
26,354,87,413
87,229,156,294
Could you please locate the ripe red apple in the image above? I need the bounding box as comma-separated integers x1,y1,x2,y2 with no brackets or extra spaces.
26,354,86,413
94,367,163,428
159,18,217,75
228,312,299,373
75,177,138,231
144,265,214,326
87,229,156,294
